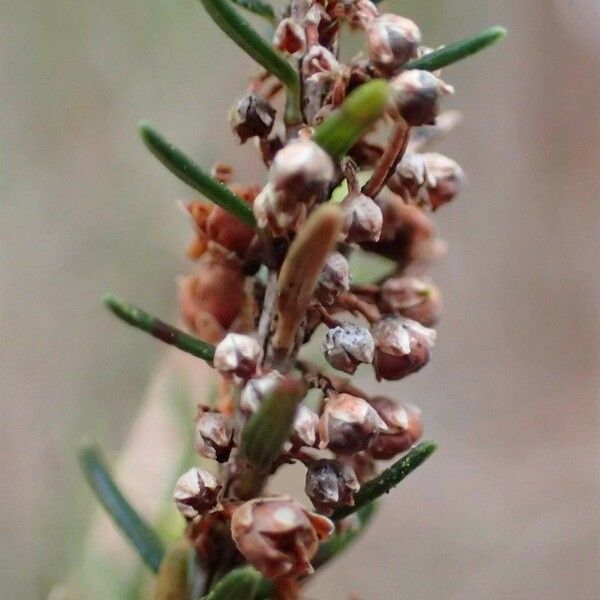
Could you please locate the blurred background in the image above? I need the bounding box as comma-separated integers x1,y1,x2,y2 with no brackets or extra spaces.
2,0,599,597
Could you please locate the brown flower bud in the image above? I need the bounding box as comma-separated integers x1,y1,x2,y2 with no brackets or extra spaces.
315,252,351,305
213,333,263,380
318,393,388,454
386,152,431,199
323,322,375,374
229,93,276,144
378,276,442,326
195,409,235,462
390,69,454,126
173,467,220,520
269,140,334,206
371,316,436,380
231,496,333,579
341,192,383,243
240,370,285,415
421,152,464,210
273,18,307,56
368,398,423,460
305,459,359,514
291,404,320,448
366,14,421,73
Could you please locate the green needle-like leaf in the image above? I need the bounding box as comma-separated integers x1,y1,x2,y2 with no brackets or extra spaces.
230,0,275,23
404,26,507,72
313,80,390,160
139,122,256,227
200,566,272,600
332,441,437,520
79,445,165,573
103,293,216,363
313,501,378,569
198,0,301,124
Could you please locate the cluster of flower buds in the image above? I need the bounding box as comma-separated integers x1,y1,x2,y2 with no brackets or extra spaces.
166,0,472,586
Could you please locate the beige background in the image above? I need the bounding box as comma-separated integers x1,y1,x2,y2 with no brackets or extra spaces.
2,0,599,597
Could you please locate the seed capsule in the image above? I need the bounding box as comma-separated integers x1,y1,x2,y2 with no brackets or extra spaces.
341,192,383,243
291,404,320,448
318,393,388,454
213,333,263,380
195,409,235,462
305,459,359,514
371,316,436,380
231,496,333,579
240,370,285,415
269,140,334,206
421,152,464,210
390,69,454,126
378,276,442,326
323,322,375,374
229,93,276,144
173,467,220,520
366,14,421,73
368,398,423,459
315,252,350,305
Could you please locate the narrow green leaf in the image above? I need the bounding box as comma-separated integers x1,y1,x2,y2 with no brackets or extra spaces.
79,445,165,573
404,26,507,72
313,80,390,160
198,0,301,124
332,440,437,520
103,293,215,363
230,0,275,23
139,122,256,227
313,501,378,569
154,540,190,599
200,566,271,600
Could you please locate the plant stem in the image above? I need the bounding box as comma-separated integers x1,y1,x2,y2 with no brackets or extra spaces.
103,293,215,363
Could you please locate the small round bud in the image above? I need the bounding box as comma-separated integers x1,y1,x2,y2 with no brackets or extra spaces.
173,467,220,520
273,18,307,56
371,316,436,380
240,370,285,414
386,152,430,199
195,409,235,462
421,152,464,210
368,398,423,460
213,333,263,380
270,140,335,206
305,459,359,514
315,252,350,305
341,193,383,243
231,496,333,579
378,276,442,326
366,14,421,73
323,322,375,374
291,404,320,448
390,70,454,126
318,393,388,454
229,93,276,144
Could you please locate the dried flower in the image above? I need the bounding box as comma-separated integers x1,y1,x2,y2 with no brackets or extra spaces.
368,398,423,459
323,321,375,374
390,69,454,126
378,276,442,326
371,316,436,380
291,404,320,448
231,496,333,579
319,393,388,454
273,18,307,56
229,93,276,143
421,152,465,210
213,333,263,380
341,192,383,243
305,459,359,514
195,408,235,462
173,467,220,520
315,251,351,305
386,152,431,199
366,14,421,73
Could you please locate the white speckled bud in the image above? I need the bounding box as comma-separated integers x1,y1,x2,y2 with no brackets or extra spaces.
173,467,220,520
213,333,263,380
323,322,374,374
315,252,351,305
366,14,421,73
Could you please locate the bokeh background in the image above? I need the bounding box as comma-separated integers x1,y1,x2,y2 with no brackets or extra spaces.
2,0,599,597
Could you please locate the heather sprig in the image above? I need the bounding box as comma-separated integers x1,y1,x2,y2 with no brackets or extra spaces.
80,1,505,597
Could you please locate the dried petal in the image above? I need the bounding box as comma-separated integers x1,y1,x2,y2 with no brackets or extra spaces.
421,152,464,210
173,467,220,520
273,18,307,56
323,322,375,374
195,409,235,462
305,459,359,514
